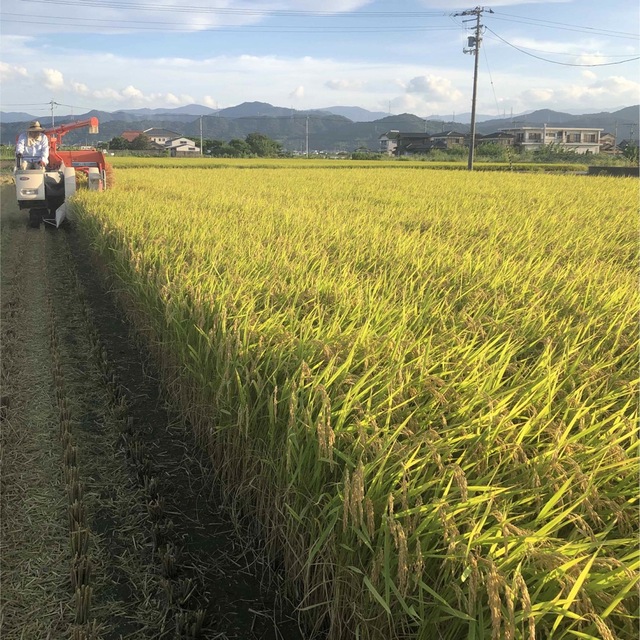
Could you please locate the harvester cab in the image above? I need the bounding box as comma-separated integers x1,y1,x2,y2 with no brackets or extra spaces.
14,117,107,228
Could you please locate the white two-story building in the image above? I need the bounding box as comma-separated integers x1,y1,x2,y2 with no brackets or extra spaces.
165,137,200,157
500,126,602,154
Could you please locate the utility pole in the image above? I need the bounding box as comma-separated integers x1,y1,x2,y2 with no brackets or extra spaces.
49,99,56,127
454,6,493,171
199,115,203,156
305,116,309,158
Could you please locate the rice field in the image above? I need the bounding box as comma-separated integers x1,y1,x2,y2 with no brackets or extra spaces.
108,155,588,173
72,163,638,640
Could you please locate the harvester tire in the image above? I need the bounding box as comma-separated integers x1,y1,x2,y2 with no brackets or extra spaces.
28,209,43,228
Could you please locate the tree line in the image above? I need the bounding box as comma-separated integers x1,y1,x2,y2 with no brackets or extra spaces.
105,132,283,157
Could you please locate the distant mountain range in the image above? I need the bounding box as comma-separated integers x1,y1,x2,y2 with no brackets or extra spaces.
426,106,634,124
1,102,637,152
321,106,390,122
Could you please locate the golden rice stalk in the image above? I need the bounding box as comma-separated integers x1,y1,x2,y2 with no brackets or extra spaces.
486,561,502,640
515,573,535,640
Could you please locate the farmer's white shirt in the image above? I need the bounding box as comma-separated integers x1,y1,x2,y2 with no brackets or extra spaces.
16,132,50,165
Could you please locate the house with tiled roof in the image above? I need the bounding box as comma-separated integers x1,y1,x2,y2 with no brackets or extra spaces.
428,131,467,149
379,131,432,156
121,130,143,143
599,132,617,154
143,128,181,146
479,131,515,146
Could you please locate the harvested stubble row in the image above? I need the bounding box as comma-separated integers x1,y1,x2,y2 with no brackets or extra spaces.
72,164,638,640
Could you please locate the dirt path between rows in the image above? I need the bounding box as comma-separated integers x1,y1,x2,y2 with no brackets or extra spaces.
1,186,305,640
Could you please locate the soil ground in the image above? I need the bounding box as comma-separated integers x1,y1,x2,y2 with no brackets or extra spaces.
0,183,305,639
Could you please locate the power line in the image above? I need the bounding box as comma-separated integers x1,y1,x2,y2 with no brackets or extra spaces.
492,10,639,39
8,1,639,45
18,0,639,38
2,16,459,33
486,28,640,66
20,0,448,18
2,11,448,28
54,101,96,111
480,40,638,58
489,15,638,41
1,102,53,107
482,45,501,117
478,38,631,58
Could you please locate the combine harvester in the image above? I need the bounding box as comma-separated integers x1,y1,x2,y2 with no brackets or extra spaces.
14,117,107,228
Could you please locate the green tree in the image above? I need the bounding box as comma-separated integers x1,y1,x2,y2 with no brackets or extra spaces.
351,147,383,160
203,134,282,157
203,139,226,155
245,132,281,157
108,136,129,150
229,138,251,157
622,142,639,165
129,133,153,150
476,142,507,161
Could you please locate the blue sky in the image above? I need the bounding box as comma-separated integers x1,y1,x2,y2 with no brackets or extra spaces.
1,0,638,120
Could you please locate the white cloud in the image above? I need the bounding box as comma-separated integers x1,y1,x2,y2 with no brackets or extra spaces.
71,81,90,95
1,25,636,118
581,75,640,99
389,94,425,112
42,68,64,91
92,87,124,101
521,88,555,104
65,84,198,107
518,75,640,108
325,78,365,91
506,37,618,67
163,92,194,105
164,92,180,105
122,85,145,101
575,54,609,65
510,36,604,55
0,62,28,81
405,75,462,102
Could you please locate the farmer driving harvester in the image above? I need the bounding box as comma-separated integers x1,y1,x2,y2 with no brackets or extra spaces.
14,115,107,229
15,120,50,170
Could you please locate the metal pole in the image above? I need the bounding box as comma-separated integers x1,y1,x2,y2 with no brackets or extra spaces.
454,7,492,171
305,116,309,158
467,10,481,171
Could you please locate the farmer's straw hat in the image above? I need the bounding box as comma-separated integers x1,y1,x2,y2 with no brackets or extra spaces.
28,120,44,131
